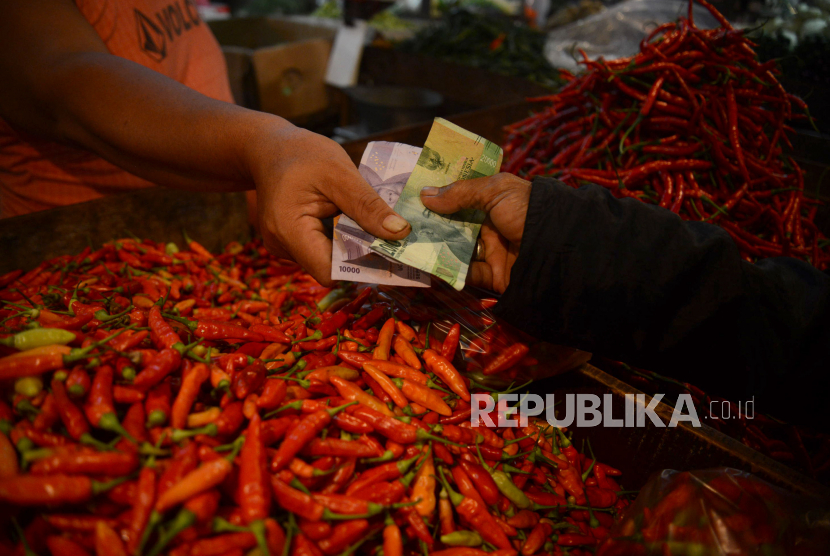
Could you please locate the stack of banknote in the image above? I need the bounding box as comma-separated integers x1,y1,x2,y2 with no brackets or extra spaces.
331,118,503,290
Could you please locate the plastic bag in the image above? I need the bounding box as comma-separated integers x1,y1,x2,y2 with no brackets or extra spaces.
598,467,830,556
544,0,720,71
375,277,591,387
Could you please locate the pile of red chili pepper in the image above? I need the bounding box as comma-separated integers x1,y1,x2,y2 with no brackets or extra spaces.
502,0,828,269
0,236,630,556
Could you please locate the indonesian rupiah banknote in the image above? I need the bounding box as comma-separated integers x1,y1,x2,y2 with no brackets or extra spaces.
331,141,430,287
370,118,503,290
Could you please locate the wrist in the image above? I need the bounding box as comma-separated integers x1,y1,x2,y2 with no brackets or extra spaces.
237,112,297,186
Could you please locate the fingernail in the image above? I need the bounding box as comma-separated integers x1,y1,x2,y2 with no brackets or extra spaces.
383,214,409,233
421,187,439,197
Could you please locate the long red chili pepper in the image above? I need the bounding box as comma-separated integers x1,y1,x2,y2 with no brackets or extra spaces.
0,474,123,505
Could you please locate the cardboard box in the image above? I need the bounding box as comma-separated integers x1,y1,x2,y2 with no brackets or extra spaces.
209,17,337,120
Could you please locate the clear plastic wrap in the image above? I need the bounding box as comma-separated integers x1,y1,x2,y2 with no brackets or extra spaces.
598,467,830,556
544,0,720,71
375,277,591,387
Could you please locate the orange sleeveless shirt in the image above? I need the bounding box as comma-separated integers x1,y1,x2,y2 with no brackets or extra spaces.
0,0,234,217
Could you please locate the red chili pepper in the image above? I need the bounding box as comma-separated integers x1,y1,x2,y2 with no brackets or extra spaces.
373,318,395,360
363,359,428,384
84,365,136,441
126,466,156,554
0,474,119,505
382,518,403,556
0,344,71,379
0,430,19,478
423,349,470,401
395,378,451,416
119,402,148,447
441,323,461,361
32,392,59,431
317,519,369,556
292,533,324,556
132,348,182,390
300,437,379,458
257,378,287,410
148,305,183,351
346,405,418,444
483,343,530,376
269,403,352,472
65,367,91,397
298,520,331,541
156,457,233,513
95,520,129,556
270,477,324,521
31,447,138,476
250,324,292,343
459,460,500,506
46,536,92,556
232,360,266,400
51,378,90,441
158,441,200,496
352,305,385,330
239,413,271,523
144,381,172,427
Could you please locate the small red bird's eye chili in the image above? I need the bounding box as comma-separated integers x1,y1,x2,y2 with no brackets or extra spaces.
232,360,267,400
170,363,210,429
84,365,137,442
155,453,235,513
437,467,512,550
270,477,325,521
394,378,452,416
148,305,184,351
269,402,354,472
373,318,395,360
482,343,530,376
65,368,91,397
50,378,90,441
441,323,461,361
144,381,172,427
423,349,470,401
132,348,182,390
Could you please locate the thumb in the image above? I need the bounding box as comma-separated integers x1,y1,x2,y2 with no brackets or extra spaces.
328,173,411,241
420,175,503,215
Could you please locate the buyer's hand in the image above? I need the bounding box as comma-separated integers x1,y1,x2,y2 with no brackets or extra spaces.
253,127,411,285
421,173,531,293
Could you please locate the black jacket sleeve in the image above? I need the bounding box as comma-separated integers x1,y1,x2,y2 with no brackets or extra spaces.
494,178,830,424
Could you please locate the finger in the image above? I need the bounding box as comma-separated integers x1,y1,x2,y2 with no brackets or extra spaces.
279,215,335,287
466,262,494,293
480,220,509,293
325,170,411,242
420,173,526,215
420,176,492,215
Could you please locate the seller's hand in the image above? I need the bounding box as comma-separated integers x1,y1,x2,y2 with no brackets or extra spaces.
253,126,411,285
421,173,531,294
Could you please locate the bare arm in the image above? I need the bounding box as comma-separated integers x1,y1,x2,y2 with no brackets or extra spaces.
0,0,411,280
